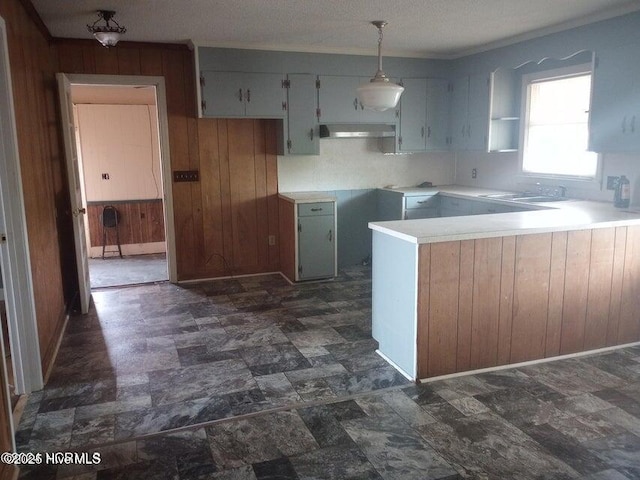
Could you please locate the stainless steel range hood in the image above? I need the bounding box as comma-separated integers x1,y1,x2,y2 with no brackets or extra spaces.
319,124,396,139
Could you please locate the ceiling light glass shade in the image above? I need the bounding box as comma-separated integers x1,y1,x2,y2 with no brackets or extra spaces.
87,10,126,48
358,21,403,112
93,31,122,48
357,79,404,111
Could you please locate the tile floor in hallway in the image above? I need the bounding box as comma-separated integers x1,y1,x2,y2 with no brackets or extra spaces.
15,266,640,479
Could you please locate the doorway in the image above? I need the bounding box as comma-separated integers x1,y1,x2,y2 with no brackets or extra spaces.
71,84,168,288
58,74,177,312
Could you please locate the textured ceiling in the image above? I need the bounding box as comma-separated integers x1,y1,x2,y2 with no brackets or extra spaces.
31,0,640,58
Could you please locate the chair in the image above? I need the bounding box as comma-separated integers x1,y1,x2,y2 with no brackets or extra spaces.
101,205,123,259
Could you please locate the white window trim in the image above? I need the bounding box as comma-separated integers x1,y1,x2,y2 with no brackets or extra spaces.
517,63,603,191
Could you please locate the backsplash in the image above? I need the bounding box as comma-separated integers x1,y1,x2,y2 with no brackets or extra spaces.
454,151,640,206
277,138,455,192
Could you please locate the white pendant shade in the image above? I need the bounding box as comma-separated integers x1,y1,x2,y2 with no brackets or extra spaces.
357,80,404,111
357,20,404,112
94,31,121,48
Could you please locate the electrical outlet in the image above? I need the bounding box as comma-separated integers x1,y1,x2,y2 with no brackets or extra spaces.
101,173,110,180
607,176,619,190
268,235,276,246
471,168,477,179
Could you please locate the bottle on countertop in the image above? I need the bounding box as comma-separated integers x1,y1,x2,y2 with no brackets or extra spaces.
614,175,631,208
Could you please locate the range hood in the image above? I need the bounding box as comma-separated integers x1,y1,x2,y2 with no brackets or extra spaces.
319,124,396,139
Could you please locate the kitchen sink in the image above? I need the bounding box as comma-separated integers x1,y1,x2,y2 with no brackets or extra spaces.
511,195,569,202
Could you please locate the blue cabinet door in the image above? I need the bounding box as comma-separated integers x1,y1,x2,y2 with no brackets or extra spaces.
450,76,470,150
467,73,490,151
426,78,451,151
298,212,335,280
318,75,361,123
286,74,319,155
201,71,246,117
590,46,639,152
245,73,286,118
398,78,427,152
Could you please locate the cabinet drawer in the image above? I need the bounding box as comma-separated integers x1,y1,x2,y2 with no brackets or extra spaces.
298,202,334,217
405,195,439,210
405,208,439,220
439,196,476,212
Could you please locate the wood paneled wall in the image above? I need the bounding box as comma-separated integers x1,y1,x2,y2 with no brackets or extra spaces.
417,226,640,378
53,39,280,280
0,0,73,375
87,201,165,247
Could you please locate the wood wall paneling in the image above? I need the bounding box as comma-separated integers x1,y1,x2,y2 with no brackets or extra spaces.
1,0,70,374
510,234,552,363
584,228,616,350
254,120,270,269
497,236,516,365
265,121,280,270
546,231,568,357
456,240,474,372
428,242,460,377
607,227,627,346
417,244,431,378
559,229,592,355
470,237,502,369
618,225,640,343
86,201,165,248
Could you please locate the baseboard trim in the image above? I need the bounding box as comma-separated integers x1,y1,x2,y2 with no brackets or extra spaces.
41,310,69,385
417,341,640,384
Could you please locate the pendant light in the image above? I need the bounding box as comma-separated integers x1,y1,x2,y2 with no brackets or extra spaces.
356,21,404,112
87,10,126,48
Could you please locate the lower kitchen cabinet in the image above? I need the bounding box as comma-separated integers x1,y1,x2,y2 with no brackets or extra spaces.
279,196,337,282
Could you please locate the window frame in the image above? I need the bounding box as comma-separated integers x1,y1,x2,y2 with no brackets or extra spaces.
518,62,602,188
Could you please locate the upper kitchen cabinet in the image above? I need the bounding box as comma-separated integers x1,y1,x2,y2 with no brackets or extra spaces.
200,71,286,118
425,78,451,151
488,68,521,152
451,73,491,151
590,44,640,152
397,78,428,152
317,75,398,124
285,73,319,155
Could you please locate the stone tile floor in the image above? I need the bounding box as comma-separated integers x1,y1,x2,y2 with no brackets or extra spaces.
15,266,640,479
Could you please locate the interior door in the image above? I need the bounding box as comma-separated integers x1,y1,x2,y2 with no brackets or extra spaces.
57,73,91,314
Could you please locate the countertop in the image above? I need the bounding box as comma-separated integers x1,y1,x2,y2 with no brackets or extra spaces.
279,191,337,204
369,185,640,244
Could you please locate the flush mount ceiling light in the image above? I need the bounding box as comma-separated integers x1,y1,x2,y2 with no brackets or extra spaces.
87,10,126,48
356,21,404,112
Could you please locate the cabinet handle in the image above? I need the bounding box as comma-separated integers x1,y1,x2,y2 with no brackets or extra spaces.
421,126,425,138
238,88,243,102
417,200,428,204
468,125,472,137
247,89,251,103
461,125,466,136
311,208,323,212
353,98,358,111
329,229,332,242
309,128,314,140
427,126,431,138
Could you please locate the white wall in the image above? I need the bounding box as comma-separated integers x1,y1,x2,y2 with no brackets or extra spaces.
277,138,455,192
76,104,162,202
454,151,640,206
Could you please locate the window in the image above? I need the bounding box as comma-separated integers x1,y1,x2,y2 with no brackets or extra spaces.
520,64,598,179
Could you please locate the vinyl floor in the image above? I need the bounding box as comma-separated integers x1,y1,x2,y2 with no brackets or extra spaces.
16,266,640,479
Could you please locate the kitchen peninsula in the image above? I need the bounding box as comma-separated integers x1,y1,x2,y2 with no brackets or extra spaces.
369,186,640,382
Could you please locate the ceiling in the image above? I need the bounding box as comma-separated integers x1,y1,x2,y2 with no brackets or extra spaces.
31,0,640,58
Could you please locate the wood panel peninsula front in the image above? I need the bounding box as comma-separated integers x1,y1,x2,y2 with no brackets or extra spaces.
369,187,640,382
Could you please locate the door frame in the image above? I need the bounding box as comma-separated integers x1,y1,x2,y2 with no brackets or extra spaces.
0,15,42,399
60,74,177,284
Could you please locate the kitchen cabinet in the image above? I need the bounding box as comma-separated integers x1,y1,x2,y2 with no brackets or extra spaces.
438,196,479,217
426,78,452,151
397,78,428,152
317,75,397,124
451,73,490,151
404,195,440,219
279,195,337,282
200,71,286,118
377,190,440,220
285,74,319,155
590,44,640,152
298,202,336,280
488,68,521,152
